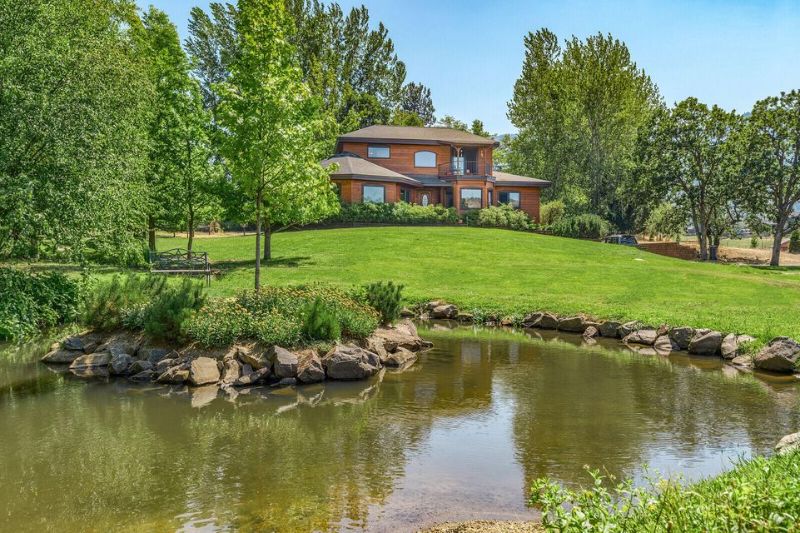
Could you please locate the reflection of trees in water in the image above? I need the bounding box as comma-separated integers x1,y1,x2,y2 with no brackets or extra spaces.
497,335,800,490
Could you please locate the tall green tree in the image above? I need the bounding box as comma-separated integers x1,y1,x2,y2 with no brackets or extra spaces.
216,0,337,289
436,115,469,131
638,98,743,260
508,28,660,228
740,91,800,266
399,82,435,125
471,119,491,138
0,0,151,264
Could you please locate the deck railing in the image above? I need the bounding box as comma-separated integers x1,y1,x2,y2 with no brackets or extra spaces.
438,160,492,178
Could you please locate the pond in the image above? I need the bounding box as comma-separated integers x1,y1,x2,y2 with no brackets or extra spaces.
1,324,799,532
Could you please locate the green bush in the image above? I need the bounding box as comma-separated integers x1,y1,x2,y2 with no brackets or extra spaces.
644,202,685,241
362,281,404,325
81,274,166,330
185,285,378,347
302,298,341,341
140,278,205,340
540,200,566,225
790,230,800,254
0,268,81,340
465,204,534,231
550,214,611,240
325,201,458,225
530,451,800,531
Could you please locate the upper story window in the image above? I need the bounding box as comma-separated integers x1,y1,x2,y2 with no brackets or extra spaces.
367,145,390,159
414,150,437,168
362,184,385,203
499,191,521,209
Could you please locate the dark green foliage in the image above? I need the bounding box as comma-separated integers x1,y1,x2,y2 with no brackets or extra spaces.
82,275,166,331
550,214,611,240
302,298,341,341
790,231,800,254
0,268,81,340
185,285,378,347
140,278,205,340
326,202,458,225
530,451,800,531
539,200,566,225
362,281,404,325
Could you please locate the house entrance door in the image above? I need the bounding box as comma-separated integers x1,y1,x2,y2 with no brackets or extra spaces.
444,188,453,208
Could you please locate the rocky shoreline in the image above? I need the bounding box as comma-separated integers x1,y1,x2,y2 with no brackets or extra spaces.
40,319,431,388
408,301,800,376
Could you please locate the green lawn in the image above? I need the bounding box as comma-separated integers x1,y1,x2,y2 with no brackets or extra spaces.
157,226,800,341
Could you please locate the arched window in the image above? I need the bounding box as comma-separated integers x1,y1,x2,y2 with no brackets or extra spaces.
414,150,437,168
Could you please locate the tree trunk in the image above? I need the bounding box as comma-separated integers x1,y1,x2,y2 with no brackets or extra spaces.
771,224,785,267
263,220,271,262
147,215,156,253
254,191,262,290
697,230,708,261
187,208,195,254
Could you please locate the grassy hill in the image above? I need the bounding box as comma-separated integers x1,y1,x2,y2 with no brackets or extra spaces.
158,226,800,341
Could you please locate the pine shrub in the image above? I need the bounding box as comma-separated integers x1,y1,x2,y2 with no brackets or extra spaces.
362,281,404,325
302,297,341,341
550,214,611,239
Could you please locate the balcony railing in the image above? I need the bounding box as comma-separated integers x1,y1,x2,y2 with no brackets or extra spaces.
438,160,492,178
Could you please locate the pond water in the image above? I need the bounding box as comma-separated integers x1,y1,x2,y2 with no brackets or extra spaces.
1,324,799,532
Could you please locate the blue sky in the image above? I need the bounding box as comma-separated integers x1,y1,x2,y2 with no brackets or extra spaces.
140,0,800,134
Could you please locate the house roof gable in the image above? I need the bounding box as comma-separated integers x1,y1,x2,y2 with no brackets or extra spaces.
338,125,498,147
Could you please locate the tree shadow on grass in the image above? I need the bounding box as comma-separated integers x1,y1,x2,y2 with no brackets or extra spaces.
213,256,314,271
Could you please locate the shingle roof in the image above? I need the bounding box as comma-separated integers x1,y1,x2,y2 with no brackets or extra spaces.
338,125,497,146
493,171,551,188
321,154,420,185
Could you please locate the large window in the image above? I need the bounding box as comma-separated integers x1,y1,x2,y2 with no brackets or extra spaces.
362,184,385,203
498,191,520,208
414,150,437,168
460,188,483,210
367,145,390,158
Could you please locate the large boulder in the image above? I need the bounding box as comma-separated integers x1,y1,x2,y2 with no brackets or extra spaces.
583,326,599,339
618,321,642,338
69,352,112,370
234,365,269,387
323,344,381,380
521,312,543,328
269,346,299,379
109,353,134,375
97,332,142,358
155,358,178,373
128,359,153,375
720,334,755,360
431,304,458,319
129,369,156,382
776,431,800,456
455,312,474,323
189,357,221,386
653,335,679,354
623,329,658,346
597,321,622,338
297,350,325,383
237,344,269,370
538,313,559,330
138,344,171,364
371,320,430,352
557,316,587,333
157,365,190,384
62,332,102,353
383,346,417,368
688,330,723,356
425,300,444,312
41,348,84,364
221,356,242,385
669,327,696,350
754,338,800,373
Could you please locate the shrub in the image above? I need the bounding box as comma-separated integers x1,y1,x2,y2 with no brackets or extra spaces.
550,214,611,240
362,281,404,325
140,278,205,340
469,205,534,231
530,451,800,531
0,268,81,340
790,230,800,254
750,235,760,248
539,200,566,225
302,298,341,341
325,201,458,225
81,274,167,330
644,203,685,241
185,285,378,347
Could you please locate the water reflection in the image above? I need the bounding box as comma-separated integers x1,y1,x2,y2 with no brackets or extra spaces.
0,325,798,532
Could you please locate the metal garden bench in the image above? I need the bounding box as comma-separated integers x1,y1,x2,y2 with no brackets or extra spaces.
149,248,212,286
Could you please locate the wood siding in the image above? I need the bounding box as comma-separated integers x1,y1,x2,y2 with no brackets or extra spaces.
340,141,494,177
494,185,541,222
